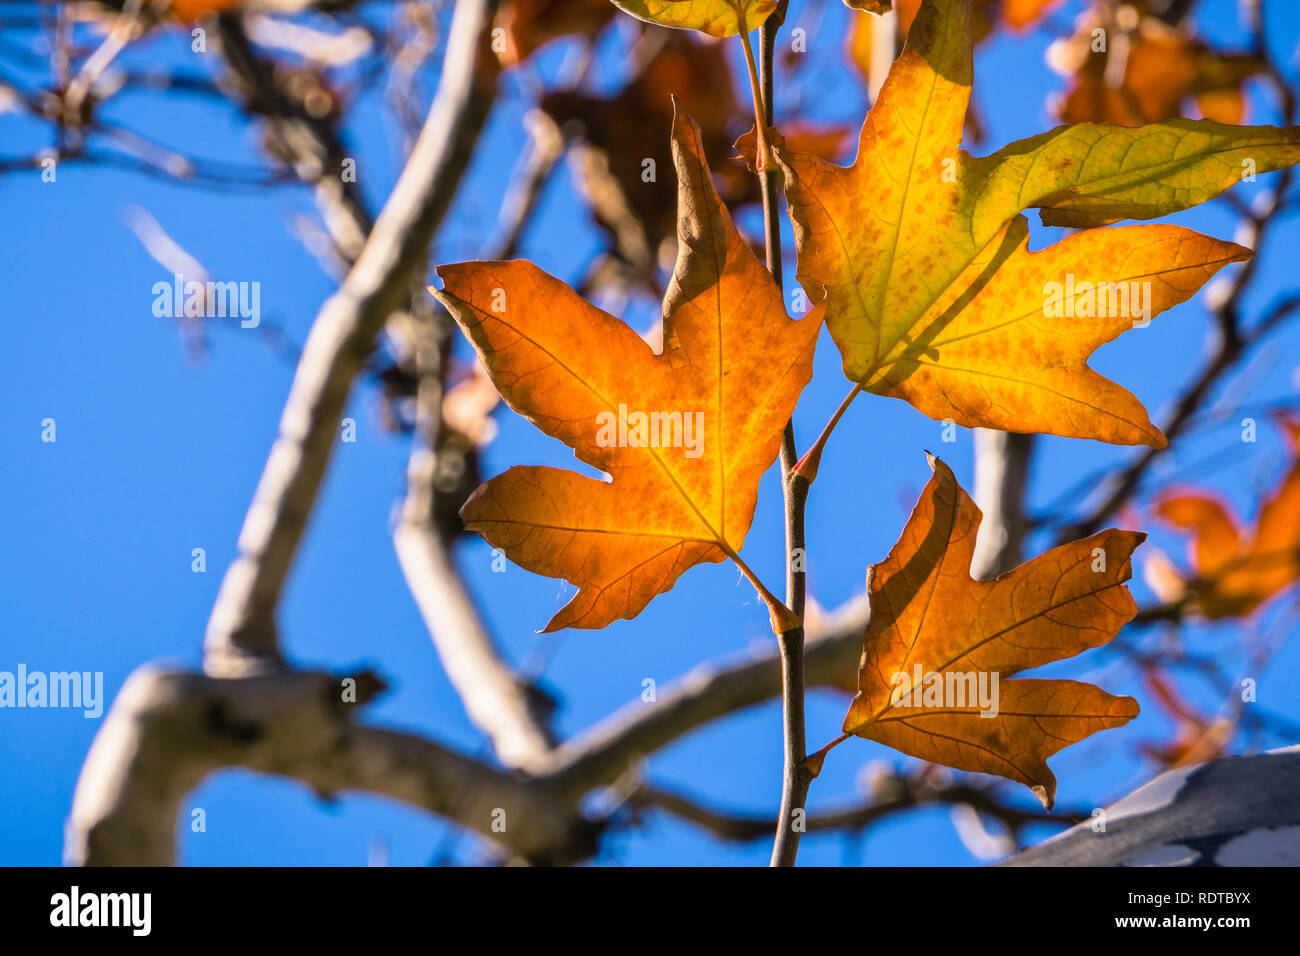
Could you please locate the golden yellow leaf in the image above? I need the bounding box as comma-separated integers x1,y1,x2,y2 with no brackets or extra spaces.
842,455,1141,808
432,107,821,631
1154,416,1300,619
766,0,1300,446
607,0,778,36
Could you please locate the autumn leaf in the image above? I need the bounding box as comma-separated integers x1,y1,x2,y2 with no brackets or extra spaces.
608,0,778,36
762,0,1300,446
1002,0,1059,30
493,0,616,67
1151,416,1300,619
1137,667,1233,770
542,29,743,286
431,106,822,632
168,0,246,19
1050,8,1263,127
839,455,1141,808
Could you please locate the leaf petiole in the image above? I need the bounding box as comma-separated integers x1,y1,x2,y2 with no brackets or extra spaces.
803,732,850,778
794,384,863,483
736,22,772,172
727,548,800,634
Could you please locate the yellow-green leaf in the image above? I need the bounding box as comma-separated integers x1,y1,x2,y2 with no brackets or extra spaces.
608,0,778,36
766,0,1300,445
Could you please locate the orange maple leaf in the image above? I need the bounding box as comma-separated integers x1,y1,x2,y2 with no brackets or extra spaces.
168,0,246,21
1152,416,1300,619
764,0,1300,447
493,0,615,67
432,107,822,631
835,455,1141,808
1051,7,1263,127
1137,667,1233,770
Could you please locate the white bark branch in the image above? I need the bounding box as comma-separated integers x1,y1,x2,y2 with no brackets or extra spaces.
543,596,868,797
393,311,556,769
203,0,500,674
217,9,551,765
67,665,591,866
970,429,1034,580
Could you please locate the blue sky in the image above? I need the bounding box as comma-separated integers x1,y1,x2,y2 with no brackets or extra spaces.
2,0,1299,866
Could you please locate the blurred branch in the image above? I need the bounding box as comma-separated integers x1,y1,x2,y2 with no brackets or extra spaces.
215,11,372,260
543,596,867,799
633,773,1081,845
210,13,557,765
66,664,593,866
392,305,557,770
970,430,1034,579
488,108,564,260
203,0,500,673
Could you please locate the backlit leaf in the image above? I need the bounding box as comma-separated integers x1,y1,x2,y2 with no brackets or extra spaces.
764,0,1300,445
842,455,1141,808
432,108,821,631
607,0,778,36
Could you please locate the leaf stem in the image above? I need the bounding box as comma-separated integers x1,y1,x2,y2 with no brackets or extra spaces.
737,22,771,172
794,384,863,484
804,732,851,777
727,548,799,634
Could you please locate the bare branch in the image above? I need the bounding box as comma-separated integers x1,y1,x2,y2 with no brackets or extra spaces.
392,308,556,769
67,665,594,866
970,430,1034,579
203,0,501,674
544,596,867,798
633,772,1078,844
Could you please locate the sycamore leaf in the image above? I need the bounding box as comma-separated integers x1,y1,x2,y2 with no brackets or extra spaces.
844,0,894,14
493,0,616,67
763,0,1300,446
1153,416,1300,619
1137,667,1233,770
608,0,778,36
432,107,822,632
843,455,1141,808
169,0,245,19
1050,10,1263,128
1001,0,1059,30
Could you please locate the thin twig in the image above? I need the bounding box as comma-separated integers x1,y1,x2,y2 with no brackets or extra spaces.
748,0,815,867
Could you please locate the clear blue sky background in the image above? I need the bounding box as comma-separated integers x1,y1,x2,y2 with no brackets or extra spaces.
3,0,1299,866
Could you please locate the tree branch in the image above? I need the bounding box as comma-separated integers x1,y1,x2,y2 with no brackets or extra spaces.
66,665,594,866
392,308,557,769
202,0,501,674
213,7,552,767
543,596,867,799
970,430,1034,579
